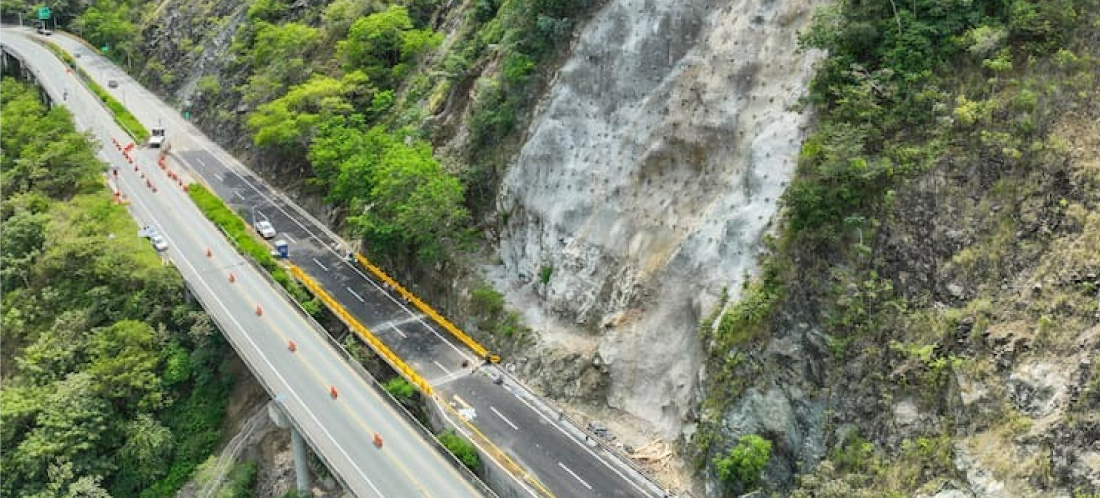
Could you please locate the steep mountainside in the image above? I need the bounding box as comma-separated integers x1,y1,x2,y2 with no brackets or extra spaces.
494,0,824,441
8,0,1099,496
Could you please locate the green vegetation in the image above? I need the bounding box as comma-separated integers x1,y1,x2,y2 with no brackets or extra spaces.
337,6,441,89
384,377,416,402
715,434,772,491
187,184,322,318
72,0,138,63
0,77,234,497
40,40,149,141
192,457,259,498
696,0,1100,495
308,122,470,265
438,430,480,472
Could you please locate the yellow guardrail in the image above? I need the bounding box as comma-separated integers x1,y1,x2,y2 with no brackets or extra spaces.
440,399,555,498
290,265,433,396
354,253,500,363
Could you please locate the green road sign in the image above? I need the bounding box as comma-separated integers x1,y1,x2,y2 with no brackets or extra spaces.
37,6,50,20
101,45,109,53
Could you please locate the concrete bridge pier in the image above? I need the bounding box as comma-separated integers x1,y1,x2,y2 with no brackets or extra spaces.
269,399,311,495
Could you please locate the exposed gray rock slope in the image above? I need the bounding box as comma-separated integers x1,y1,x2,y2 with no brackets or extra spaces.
496,0,825,437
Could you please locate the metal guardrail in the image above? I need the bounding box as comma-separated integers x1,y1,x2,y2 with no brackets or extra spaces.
290,265,435,396
354,253,500,363
289,263,558,498
438,398,557,498
250,260,497,498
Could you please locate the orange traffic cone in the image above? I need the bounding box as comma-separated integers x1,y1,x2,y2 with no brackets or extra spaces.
373,433,384,448
330,386,338,399
288,340,297,352
206,247,212,258
255,304,263,316
228,273,236,283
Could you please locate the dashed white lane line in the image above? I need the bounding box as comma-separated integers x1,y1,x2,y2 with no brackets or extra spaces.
557,462,593,491
490,406,519,431
390,323,408,339
347,287,366,303
216,173,225,182
283,233,296,243
234,191,244,200
313,258,329,272
433,361,452,377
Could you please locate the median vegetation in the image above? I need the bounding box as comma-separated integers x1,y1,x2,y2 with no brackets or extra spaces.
187,183,321,318
40,39,149,141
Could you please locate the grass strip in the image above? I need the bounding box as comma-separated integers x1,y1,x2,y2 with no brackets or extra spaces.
188,183,321,317
41,40,150,142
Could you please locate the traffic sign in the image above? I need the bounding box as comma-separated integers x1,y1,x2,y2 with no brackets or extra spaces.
37,6,50,20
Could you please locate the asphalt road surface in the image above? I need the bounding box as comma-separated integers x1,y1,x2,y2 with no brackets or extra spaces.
11,26,670,498
1,28,490,498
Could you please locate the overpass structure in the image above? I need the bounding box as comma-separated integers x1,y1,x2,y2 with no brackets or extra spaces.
5,25,673,498
1,30,491,498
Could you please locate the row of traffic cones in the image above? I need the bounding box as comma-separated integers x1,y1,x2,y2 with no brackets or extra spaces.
211,246,344,407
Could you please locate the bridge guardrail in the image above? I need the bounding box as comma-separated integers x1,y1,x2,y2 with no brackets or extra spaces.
354,253,500,363
290,265,434,396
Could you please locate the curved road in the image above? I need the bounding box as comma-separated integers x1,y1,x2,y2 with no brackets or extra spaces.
1,28,488,498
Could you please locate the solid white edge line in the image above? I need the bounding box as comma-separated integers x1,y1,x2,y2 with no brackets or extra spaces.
121,172,388,498
506,387,653,496
557,462,593,491
490,406,519,431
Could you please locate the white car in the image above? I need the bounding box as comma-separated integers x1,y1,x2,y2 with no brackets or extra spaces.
151,235,169,251
255,220,276,239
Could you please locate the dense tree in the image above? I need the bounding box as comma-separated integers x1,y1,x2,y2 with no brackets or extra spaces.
338,6,440,88
715,434,772,492
249,72,367,149
0,78,233,498
72,0,137,61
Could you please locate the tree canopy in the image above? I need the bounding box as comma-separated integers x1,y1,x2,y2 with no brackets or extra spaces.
0,78,233,498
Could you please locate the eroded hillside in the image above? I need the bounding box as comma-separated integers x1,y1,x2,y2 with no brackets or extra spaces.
8,0,1099,496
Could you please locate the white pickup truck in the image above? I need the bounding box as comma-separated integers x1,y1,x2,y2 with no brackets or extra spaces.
149,127,166,148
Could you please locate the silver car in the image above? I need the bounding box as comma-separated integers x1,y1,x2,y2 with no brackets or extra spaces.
151,235,169,251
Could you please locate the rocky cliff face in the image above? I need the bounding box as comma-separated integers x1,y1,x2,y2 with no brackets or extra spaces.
494,0,824,439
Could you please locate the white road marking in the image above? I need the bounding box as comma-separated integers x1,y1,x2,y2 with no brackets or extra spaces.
506,384,652,496
346,287,366,303
490,406,519,431
234,191,244,200
313,258,329,272
119,171,388,498
558,462,593,490
283,233,296,243
390,323,408,339
433,361,452,376
216,173,225,182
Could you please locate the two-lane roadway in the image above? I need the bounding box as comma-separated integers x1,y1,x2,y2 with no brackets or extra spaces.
1,28,490,498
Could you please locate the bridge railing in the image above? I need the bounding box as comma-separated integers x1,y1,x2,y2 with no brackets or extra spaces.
252,259,499,498
354,253,500,363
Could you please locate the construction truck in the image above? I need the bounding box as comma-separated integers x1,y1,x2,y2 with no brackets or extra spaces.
149,127,166,148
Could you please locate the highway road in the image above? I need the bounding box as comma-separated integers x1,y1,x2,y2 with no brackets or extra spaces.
1,28,490,498
13,27,672,498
